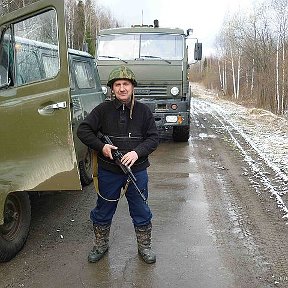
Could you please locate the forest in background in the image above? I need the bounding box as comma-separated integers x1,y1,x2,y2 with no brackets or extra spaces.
193,0,288,115
1,0,288,115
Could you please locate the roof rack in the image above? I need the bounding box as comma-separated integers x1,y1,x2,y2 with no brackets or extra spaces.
131,19,159,28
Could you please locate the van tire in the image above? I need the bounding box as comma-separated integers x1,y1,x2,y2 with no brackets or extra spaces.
172,126,190,142
79,149,93,186
0,192,31,262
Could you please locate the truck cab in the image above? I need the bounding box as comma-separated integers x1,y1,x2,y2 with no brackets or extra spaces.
96,21,202,142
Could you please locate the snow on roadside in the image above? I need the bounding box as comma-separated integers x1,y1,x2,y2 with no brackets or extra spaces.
191,83,288,220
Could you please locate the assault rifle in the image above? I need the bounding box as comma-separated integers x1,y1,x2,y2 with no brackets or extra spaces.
97,132,147,203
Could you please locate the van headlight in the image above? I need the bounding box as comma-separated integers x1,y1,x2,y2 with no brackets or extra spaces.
170,87,179,96
102,86,108,95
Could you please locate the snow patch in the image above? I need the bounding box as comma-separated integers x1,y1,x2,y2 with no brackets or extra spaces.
191,83,288,221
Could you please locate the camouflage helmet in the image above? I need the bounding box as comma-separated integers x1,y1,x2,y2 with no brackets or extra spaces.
107,65,137,88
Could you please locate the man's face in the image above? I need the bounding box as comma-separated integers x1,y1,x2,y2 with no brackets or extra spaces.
112,79,134,104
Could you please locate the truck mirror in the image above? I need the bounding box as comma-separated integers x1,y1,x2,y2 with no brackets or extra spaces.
194,42,202,61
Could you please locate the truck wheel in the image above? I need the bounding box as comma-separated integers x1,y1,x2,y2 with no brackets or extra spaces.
79,148,93,186
172,126,190,142
0,192,31,262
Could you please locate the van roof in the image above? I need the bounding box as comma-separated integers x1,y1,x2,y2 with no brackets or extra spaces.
68,48,93,58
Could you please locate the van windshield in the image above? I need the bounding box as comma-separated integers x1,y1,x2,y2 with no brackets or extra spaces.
97,33,184,61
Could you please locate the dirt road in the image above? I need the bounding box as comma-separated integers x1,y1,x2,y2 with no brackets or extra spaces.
0,88,287,288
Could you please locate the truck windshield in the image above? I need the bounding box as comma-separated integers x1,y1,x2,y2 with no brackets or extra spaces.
97,33,184,61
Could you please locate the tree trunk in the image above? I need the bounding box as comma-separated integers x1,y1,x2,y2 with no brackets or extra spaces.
218,60,223,92
251,59,254,97
276,37,280,113
230,49,236,99
236,54,241,99
281,40,285,114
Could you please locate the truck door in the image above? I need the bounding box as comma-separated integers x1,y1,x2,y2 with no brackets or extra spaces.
0,0,81,206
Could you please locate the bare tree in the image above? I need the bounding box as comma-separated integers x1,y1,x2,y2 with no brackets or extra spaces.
1,0,122,55
271,0,288,114
201,1,288,114
0,0,39,15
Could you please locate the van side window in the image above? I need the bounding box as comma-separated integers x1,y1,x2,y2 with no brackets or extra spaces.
42,54,59,78
14,9,59,86
74,60,96,89
69,68,76,90
16,46,42,84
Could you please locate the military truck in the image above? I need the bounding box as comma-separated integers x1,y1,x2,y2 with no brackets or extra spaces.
95,20,202,142
0,0,104,262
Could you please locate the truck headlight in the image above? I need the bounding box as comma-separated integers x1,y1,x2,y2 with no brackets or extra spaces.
170,87,179,96
171,104,178,110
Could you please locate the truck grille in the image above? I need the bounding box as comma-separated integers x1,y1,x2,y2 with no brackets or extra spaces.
134,86,167,98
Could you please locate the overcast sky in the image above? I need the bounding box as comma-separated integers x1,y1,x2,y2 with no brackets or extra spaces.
96,0,262,56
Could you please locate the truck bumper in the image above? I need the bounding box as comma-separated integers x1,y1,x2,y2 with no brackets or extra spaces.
153,111,190,128
138,99,190,128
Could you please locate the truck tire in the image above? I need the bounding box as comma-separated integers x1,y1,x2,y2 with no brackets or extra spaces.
172,125,190,142
0,192,31,262
79,148,93,186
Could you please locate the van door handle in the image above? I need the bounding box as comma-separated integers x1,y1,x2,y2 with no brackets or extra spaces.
38,101,67,115
49,101,67,109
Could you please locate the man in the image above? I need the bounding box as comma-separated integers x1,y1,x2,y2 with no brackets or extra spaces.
77,65,159,264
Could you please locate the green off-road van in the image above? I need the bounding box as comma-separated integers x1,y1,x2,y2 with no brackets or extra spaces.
0,0,104,262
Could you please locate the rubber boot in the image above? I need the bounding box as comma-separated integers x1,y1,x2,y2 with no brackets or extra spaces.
135,223,156,264
88,223,111,263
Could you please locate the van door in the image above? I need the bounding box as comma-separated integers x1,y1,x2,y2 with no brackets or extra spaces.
0,0,81,209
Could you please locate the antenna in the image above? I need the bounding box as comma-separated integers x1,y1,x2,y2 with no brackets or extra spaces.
141,9,143,26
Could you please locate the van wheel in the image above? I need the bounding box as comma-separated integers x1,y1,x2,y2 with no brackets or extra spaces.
172,126,190,142
0,192,31,262
79,149,93,186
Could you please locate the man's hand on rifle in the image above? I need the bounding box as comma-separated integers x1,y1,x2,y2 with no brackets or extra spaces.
121,151,138,168
102,144,118,160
